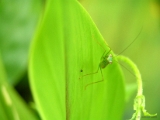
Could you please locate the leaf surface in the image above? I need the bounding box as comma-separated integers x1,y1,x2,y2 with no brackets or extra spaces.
29,0,125,120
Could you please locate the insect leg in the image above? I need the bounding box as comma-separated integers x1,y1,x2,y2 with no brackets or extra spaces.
103,47,111,58
84,68,104,90
79,66,100,79
101,50,107,59
79,50,106,80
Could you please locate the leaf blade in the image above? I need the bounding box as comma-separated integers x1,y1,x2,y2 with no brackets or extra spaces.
29,0,125,120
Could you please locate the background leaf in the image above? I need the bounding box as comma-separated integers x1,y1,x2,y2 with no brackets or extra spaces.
29,0,125,120
0,0,43,85
0,54,39,120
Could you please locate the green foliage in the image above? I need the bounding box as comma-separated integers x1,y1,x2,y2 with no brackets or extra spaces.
118,56,157,120
29,0,125,120
0,0,42,85
0,0,159,120
0,55,39,120
0,0,42,119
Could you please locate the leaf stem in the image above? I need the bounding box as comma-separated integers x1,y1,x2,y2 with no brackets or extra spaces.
117,55,157,120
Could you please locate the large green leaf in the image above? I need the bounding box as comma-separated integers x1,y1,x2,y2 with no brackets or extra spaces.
0,0,42,85
29,0,125,120
0,55,39,120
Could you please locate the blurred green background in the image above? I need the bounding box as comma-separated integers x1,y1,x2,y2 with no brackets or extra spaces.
0,0,159,119
0,0,43,103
